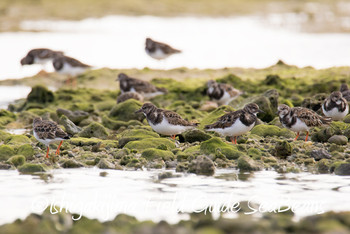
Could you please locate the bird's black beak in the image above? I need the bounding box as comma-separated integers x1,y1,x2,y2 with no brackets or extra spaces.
258,109,264,114
275,111,279,115
135,108,142,114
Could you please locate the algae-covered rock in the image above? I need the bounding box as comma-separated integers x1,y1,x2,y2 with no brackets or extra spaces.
188,155,215,176
97,158,115,169
56,108,89,124
0,130,10,141
118,128,159,148
78,122,109,139
317,159,330,174
312,127,335,142
275,141,292,158
0,145,15,161
182,129,211,143
109,99,143,121
328,135,348,145
0,109,16,126
5,135,31,145
18,163,46,173
302,93,327,112
7,155,25,167
311,149,332,161
61,159,84,168
141,148,175,161
247,148,262,159
124,138,175,151
237,155,262,171
200,137,243,160
59,115,82,135
251,125,294,138
334,163,350,175
248,89,279,122
26,85,54,104
102,115,142,130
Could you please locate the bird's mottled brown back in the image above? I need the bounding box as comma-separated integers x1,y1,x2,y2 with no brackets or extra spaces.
34,120,68,140
293,107,331,126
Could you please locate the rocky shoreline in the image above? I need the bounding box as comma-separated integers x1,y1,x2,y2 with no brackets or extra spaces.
0,64,350,177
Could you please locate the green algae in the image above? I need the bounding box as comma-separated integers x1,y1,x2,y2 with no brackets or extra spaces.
5,135,31,145
251,125,294,138
102,115,142,130
141,148,175,161
0,145,15,161
7,155,25,167
109,99,143,122
124,138,175,151
78,122,109,139
200,137,243,160
18,163,47,174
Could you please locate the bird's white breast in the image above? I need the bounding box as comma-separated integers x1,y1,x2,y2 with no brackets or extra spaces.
148,115,192,136
322,104,349,121
58,63,87,76
33,131,63,146
289,118,309,132
209,119,254,137
146,48,170,60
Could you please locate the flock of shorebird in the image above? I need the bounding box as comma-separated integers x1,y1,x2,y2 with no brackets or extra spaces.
21,38,350,158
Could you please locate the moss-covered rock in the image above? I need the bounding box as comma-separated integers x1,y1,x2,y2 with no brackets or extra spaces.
0,110,16,127
96,158,115,169
56,108,89,124
237,155,262,171
118,128,159,148
182,129,211,143
251,125,294,138
275,141,292,158
200,137,243,160
312,127,335,142
124,138,175,151
141,148,175,161
302,93,327,112
188,155,215,176
317,159,330,174
334,163,350,175
18,163,47,173
328,135,348,145
59,115,82,135
7,155,25,167
247,148,262,158
0,145,15,161
61,159,84,168
78,122,109,139
16,144,35,159
109,99,143,121
26,85,54,104
311,149,332,161
102,115,142,130
5,135,31,145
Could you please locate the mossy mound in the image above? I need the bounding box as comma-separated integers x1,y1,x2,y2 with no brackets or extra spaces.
237,155,262,171
102,115,142,130
16,144,35,159
0,130,10,141
78,122,109,139
61,159,84,168
141,148,175,161
96,158,116,169
334,162,350,175
7,155,25,167
251,125,294,138
118,128,159,148
124,138,175,151
0,145,15,161
59,115,82,135
109,99,143,122
200,137,244,160
5,135,31,145
18,163,47,174
26,85,54,104
275,141,292,158
182,129,211,143
188,155,215,176
0,110,16,127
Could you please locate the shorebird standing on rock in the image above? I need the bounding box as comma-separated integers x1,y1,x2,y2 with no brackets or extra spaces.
322,91,349,121
206,80,242,106
145,38,181,60
204,103,263,144
135,103,198,140
117,73,167,99
33,117,70,158
277,104,332,142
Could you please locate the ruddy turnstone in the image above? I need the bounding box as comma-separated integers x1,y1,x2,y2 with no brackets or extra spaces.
117,73,167,99
277,104,332,141
322,91,349,121
53,55,91,76
145,38,181,60
204,103,263,144
340,83,350,101
33,117,70,158
21,48,63,67
117,92,144,104
135,103,198,139
206,80,242,106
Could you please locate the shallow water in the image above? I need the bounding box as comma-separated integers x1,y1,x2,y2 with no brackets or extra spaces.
1,15,350,80
0,168,349,225
0,86,31,109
